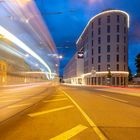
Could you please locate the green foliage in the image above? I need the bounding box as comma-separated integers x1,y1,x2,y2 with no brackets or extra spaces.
128,67,133,81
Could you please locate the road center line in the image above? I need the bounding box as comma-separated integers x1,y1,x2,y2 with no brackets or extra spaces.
60,89,107,140
50,124,87,140
7,103,31,109
101,95,128,103
28,105,74,117
43,98,68,103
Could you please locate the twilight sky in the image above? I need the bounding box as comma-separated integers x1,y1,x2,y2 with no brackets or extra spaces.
35,0,140,75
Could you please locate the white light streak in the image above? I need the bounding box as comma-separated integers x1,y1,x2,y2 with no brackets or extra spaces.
0,25,52,79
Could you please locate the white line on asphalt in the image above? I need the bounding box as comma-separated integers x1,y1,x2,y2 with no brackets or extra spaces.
60,89,107,140
101,95,128,103
43,98,68,103
50,124,88,140
7,103,31,109
28,105,74,117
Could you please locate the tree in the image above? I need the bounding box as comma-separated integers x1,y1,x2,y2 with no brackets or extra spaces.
135,53,140,77
128,67,133,82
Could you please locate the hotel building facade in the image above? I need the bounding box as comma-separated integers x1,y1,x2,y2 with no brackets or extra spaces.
64,10,129,86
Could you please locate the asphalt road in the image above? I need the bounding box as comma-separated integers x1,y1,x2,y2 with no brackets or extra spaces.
0,84,140,140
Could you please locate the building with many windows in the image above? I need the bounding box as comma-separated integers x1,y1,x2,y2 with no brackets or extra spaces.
64,9,129,86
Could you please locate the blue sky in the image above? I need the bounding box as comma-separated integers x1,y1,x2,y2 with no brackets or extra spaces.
35,0,140,75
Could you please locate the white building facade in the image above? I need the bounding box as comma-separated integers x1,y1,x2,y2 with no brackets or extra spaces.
64,10,129,86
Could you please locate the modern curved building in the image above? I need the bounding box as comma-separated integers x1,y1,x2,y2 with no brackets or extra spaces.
64,10,129,86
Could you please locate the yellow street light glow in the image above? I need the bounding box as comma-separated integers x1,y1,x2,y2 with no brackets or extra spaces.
0,25,52,79
76,10,130,44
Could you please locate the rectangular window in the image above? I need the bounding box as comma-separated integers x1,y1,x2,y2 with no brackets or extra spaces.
98,56,101,63
107,45,110,52
98,47,101,54
124,55,126,62
98,37,101,44
98,65,101,71
117,25,120,32
117,15,120,23
117,64,119,71
117,35,120,42
124,36,126,43
107,55,110,62
107,25,110,33
116,55,119,62
107,15,110,23
98,18,101,25
107,35,110,43
124,17,127,24
98,27,101,35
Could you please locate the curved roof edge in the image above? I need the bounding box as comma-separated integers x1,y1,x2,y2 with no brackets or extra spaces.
76,10,130,45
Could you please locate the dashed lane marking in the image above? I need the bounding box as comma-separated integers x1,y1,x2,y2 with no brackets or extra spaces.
28,105,74,117
60,89,107,140
7,103,31,109
43,98,68,103
101,95,128,103
50,124,87,140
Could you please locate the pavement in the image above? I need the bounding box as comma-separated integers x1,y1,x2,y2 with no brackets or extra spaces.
0,84,140,140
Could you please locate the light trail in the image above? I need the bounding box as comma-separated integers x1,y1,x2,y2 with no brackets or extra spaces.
0,25,53,79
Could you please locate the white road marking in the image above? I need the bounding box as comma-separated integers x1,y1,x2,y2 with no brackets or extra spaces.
28,105,74,117
50,124,88,140
60,89,107,140
101,95,128,103
43,98,68,103
7,103,31,109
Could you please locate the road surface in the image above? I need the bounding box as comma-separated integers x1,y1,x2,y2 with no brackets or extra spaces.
0,84,140,140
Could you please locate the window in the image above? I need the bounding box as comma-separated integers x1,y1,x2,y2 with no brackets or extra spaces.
98,37,101,44
107,25,110,33
92,58,94,64
98,65,101,71
116,55,119,62
98,27,101,35
107,15,110,23
124,36,126,43
107,45,110,52
124,65,126,71
98,46,101,54
117,64,119,71
107,55,110,62
98,18,101,25
107,35,110,43
117,35,120,42
117,15,120,23
124,55,126,62
92,48,94,55
116,45,119,52
92,40,93,46
117,25,120,32
98,56,101,63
